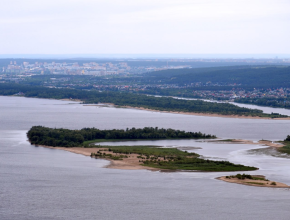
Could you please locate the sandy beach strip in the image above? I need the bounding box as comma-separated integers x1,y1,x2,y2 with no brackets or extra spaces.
39,145,158,171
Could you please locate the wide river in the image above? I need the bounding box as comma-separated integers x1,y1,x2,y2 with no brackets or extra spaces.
1,96,290,220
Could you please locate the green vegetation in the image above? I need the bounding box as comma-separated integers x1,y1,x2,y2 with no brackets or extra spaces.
143,66,290,88
27,126,216,147
226,174,268,181
90,145,258,171
0,83,287,117
245,182,265,185
276,136,290,154
216,139,234,142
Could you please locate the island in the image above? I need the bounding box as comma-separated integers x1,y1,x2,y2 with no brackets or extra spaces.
27,126,257,172
217,174,290,188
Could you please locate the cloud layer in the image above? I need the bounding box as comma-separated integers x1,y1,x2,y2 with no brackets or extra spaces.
0,0,289,54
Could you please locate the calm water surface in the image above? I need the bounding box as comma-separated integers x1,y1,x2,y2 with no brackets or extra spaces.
1,96,290,220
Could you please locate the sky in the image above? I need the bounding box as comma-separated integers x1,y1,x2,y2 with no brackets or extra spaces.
0,0,289,55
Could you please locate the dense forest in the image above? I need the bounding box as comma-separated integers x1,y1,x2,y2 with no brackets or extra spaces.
142,66,290,88
0,83,287,117
27,126,216,147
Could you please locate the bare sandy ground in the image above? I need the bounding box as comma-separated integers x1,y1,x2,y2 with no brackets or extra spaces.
217,176,290,188
41,146,158,171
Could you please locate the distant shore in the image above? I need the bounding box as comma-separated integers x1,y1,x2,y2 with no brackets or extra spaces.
82,103,290,120
5,96,290,120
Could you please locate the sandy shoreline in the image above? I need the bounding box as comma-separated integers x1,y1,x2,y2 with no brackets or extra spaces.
39,145,159,171
126,106,290,120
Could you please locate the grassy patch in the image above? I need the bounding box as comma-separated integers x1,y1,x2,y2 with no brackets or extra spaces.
83,138,208,146
226,174,267,181
277,141,290,154
246,182,265,185
91,145,258,172
215,139,234,142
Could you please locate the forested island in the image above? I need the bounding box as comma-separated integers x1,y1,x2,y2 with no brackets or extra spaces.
27,126,258,172
27,126,216,147
0,83,288,118
142,66,290,88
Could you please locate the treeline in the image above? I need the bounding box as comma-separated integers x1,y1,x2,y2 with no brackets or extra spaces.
27,126,216,147
0,83,286,117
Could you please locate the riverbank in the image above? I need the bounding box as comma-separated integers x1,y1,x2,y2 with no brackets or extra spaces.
125,106,290,120
217,175,290,188
83,104,290,120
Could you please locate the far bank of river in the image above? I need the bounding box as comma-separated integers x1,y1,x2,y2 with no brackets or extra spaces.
168,95,290,117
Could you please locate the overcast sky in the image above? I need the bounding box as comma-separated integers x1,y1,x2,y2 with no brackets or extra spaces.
0,0,289,55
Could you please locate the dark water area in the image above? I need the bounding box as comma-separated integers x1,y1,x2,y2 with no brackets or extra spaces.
1,96,290,220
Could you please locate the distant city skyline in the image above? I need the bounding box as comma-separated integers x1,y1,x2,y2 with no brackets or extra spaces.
0,0,289,54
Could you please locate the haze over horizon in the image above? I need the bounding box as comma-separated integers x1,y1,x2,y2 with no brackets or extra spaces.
1,0,289,55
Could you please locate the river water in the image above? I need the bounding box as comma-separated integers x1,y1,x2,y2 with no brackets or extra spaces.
1,96,290,220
